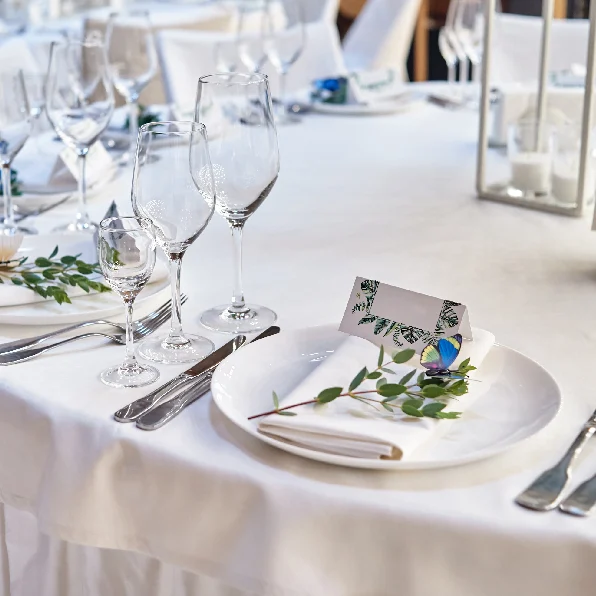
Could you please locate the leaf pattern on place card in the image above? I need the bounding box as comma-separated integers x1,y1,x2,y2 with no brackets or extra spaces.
352,278,459,348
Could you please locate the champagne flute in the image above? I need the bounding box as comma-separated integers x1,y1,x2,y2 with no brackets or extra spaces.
132,121,216,364
106,9,158,164
23,72,46,152
45,37,115,233
197,73,280,334
263,0,305,124
0,71,33,236
98,216,159,388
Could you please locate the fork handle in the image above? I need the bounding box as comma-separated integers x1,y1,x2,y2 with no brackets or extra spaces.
0,333,110,365
0,321,118,355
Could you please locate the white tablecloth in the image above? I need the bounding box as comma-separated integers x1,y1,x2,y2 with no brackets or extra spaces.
2,84,596,595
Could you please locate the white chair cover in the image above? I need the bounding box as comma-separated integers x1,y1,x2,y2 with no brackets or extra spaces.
342,0,421,79
157,20,346,110
491,13,589,84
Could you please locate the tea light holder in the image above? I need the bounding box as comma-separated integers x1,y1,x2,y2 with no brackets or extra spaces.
476,0,596,218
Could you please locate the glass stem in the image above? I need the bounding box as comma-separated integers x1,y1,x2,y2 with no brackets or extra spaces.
165,254,189,348
129,99,139,157
459,57,469,85
447,63,456,86
229,222,248,314
471,61,480,84
2,164,14,229
122,300,137,370
76,150,90,228
279,70,288,116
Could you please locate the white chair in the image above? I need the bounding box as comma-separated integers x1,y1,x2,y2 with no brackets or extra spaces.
491,13,589,84
342,0,421,79
157,20,346,111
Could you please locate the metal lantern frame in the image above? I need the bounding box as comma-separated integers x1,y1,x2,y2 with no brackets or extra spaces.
476,0,596,219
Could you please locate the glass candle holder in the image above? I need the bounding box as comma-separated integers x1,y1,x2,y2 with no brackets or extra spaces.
508,119,554,197
551,123,595,206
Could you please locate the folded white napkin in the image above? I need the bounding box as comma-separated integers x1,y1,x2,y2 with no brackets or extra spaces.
349,68,406,105
0,238,168,308
258,329,495,460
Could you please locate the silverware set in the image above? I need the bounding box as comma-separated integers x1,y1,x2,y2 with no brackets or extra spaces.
515,408,596,516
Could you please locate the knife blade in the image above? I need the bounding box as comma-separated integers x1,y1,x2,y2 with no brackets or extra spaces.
515,408,596,511
113,335,247,423
135,325,281,431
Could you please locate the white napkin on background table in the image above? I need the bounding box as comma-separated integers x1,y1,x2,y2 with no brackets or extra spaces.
258,329,495,460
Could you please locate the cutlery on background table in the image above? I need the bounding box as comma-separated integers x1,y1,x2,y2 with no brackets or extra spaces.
0,296,182,355
0,296,184,365
135,325,281,431
559,471,596,516
515,408,596,511
114,333,249,422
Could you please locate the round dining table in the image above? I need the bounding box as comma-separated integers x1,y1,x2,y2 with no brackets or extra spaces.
1,86,596,596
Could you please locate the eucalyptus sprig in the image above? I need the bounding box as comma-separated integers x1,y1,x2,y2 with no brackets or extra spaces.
248,346,476,421
0,245,111,305
124,104,160,131
0,168,22,196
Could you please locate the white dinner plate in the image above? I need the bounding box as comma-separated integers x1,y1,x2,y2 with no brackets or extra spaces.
211,326,562,470
311,94,421,116
0,234,169,326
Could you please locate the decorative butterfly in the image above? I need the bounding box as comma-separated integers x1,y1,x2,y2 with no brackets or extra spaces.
420,334,467,380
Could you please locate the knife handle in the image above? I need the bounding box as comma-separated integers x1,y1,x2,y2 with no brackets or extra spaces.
113,373,195,422
136,373,213,431
515,425,596,511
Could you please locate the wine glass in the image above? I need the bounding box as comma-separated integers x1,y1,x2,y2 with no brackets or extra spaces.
106,9,158,164
132,121,216,364
45,37,115,233
444,0,468,89
438,28,459,98
455,0,484,86
263,0,305,124
98,216,159,388
23,72,46,150
196,73,280,334
237,3,267,73
0,71,33,237
214,38,239,73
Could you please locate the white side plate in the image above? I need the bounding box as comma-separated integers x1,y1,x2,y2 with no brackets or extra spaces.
211,326,562,470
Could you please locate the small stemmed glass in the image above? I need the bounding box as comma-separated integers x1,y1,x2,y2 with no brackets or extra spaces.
237,3,268,73
197,73,280,334
0,71,33,236
106,9,158,165
132,121,216,364
45,37,115,233
23,72,46,150
263,0,305,124
98,216,159,388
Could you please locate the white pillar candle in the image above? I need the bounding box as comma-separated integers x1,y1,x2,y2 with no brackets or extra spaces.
552,162,595,204
510,152,551,194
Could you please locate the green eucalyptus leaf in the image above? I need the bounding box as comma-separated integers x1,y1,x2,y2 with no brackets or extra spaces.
401,404,423,417
402,398,424,410
349,367,368,391
421,402,447,418
380,367,395,374
416,371,426,386
377,345,384,367
34,257,53,267
367,371,382,379
60,255,77,265
272,391,279,410
377,383,406,398
317,387,343,404
436,411,461,419
376,377,387,389
277,411,297,416
399,369,417,386
458,357,470,371
49,246,58,259
422,385,446,399
11,278,23,285
392,348,416,364
381,402,393,413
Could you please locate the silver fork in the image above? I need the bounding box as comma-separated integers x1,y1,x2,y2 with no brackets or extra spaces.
0,296,186,365
0,295,186,355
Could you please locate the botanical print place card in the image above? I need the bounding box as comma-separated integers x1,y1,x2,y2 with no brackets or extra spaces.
339,277,473,353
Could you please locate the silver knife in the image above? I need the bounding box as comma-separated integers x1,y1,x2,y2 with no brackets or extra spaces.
113,335,247,422
135,325,281,431
559,471,596,516
515,408,596,511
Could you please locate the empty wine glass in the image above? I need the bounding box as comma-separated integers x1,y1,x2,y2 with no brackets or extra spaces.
444,0,468,89
263,0,305,124
0,71,33,236
45,37,115,233
237,3,267,73
106,9,158,164
132,121,216,364
98,216,159,388
23,72,46,150
455,0,484,86
438,28,459,98
196,73,280,334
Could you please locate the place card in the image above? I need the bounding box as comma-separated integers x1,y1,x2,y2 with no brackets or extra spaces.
339,277,473,352
60,141,114,187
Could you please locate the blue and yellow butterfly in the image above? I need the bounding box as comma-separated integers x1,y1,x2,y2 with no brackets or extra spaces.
420,334,466,380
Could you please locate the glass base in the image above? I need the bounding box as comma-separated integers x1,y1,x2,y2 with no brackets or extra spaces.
0,222,37,235
52,220,98,234
100,361,159,388
138,332,215,364
200,303,277,334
